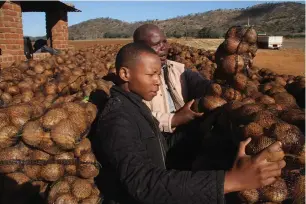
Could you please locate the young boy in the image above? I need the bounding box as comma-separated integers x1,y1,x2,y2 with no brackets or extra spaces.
92,42,286,204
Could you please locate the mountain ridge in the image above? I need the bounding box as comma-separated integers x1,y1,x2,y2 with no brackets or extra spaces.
68,2,305,40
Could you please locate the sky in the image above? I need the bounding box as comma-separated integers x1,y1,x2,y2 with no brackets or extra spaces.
21,1,302,37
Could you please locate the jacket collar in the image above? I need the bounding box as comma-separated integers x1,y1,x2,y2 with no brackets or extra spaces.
166,60,174,69
110,85,154,117
111,85,143,103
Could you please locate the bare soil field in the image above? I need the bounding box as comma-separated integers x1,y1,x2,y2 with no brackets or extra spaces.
69,39,132,50
69,38,305,76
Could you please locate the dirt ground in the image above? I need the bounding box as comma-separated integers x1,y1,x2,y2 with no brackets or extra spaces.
69,39,132,50
69,38,305,76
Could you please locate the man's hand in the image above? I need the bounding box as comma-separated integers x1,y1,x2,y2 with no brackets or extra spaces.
171,99,204,128
224,138,286,193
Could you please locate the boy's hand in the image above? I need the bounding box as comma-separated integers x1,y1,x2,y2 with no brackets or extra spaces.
224,138,286,193
171,99,203,128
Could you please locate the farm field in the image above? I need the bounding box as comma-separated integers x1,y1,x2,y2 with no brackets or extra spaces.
69,38,305,76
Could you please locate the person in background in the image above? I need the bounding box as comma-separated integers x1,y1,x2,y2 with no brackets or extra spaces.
23,37,34,59
33,39,60,55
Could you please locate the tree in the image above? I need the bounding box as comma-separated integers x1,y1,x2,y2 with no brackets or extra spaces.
172,31,182,38
104,32,130,38
197,27,223,38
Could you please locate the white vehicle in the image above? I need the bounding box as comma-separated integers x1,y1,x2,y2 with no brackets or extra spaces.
257,35,283,49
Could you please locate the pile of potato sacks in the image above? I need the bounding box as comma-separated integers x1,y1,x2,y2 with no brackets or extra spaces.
0,46,120,204
0,27,304,203
195,26,305,204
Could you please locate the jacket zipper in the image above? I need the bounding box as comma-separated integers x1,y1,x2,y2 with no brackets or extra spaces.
152,115,167,169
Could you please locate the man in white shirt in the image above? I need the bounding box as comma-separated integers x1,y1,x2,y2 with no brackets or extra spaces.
133,24,213,169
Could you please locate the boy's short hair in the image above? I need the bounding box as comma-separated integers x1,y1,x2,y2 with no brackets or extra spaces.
115,42,157,74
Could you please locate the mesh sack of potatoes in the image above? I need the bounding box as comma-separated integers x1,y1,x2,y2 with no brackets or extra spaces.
199,81,305,203
238,173,305,204
47,175,102,204
0,99,98,151
0,137,100,180
21,101,98,154
214,26,259,82
0,142,50,203
236,120,305,203
0,139,100,203
238,168,305,204
197,95,305,204
237,136,305,203
0,103,38,149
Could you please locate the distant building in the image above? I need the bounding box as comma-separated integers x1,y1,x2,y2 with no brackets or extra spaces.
0,1,81,68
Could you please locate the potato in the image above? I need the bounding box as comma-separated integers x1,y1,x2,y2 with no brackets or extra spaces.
261,178,288,203
55,152,76,175
51,119,79,150
223,38,249,54
238,189,259,203
252,110,277,129
54,193,78,204
0,125,19,148
34,64,45,74
79,153,99,179
74,138,92,157
207,83,222,96
24,150,50,179
242,122,263,139
270,122,303,153
42,108,69,129
21,90,34,103
0,112,10,129
41,164,65,182
7,104,33,129
71,178,93,200
44,82,58,95
85,102,98,124
5,85,20,96
221,54,244,75
223,87,242,101
0,147,25,173
1,92,13,105
80,195,101,204
48,180,71,204
201,95,227,111
233,73,248,91
22,120,45,147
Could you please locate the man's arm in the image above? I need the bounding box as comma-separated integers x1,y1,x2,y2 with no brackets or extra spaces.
97,113,225,204
184,68,213,99
144,101,203,133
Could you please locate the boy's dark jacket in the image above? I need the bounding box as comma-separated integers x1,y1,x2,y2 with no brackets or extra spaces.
91,86,225,204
